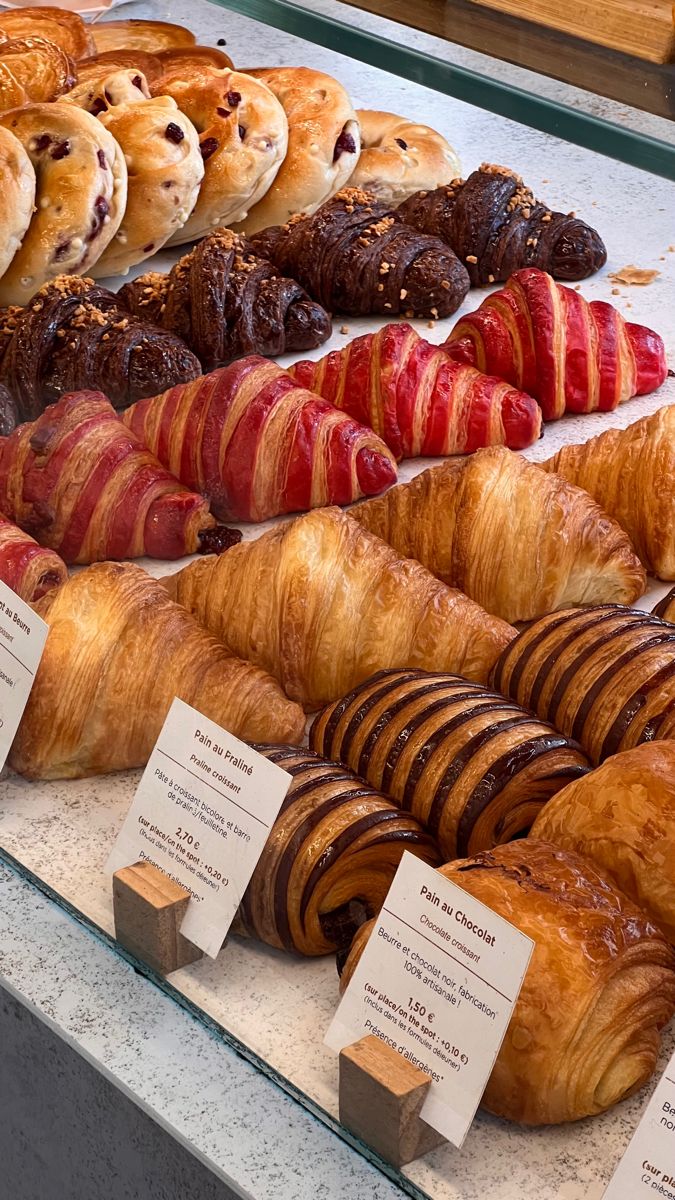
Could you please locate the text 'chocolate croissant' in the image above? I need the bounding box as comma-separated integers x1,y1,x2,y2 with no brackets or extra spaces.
235,745,439,956
491,605,675,764
288,323,542,459
0,511,66,601
310,668,589,859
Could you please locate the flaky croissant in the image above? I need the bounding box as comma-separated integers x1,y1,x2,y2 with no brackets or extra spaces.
543,407,675,579
0,511,66,601
234,745,439,955
164,507,515,709
10,561,305,779
531,742,675,943
444,267,668,420
491,605,675,764
351,448,646,623
287,323,542,459
0,390,217,563
122,357,397,522
340,841,675,1124
310,669,589,859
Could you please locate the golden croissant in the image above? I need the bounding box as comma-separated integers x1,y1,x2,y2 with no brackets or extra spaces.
235,745,439,955
164,507,515,710
543,407,675,579
351,448,646,623
10,561,305,779
340,841,675,1124
532,742,675,943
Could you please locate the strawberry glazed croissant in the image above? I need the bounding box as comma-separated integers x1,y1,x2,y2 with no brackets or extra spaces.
0,390,220,563
288,323,542,459
122,357,398,522
0,512,67,601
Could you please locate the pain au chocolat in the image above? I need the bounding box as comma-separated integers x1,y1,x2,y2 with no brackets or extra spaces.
234,746,438,956
309,668,588,860
340,841,675,1124
491,605,675,765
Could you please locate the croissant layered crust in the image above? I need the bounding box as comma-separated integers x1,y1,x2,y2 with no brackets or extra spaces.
0,390,215,563
287,323,542,460
531,742,675,944
543,407,675,580
443,267,668,421
10,562,305,779
236,745,439,956
340,841,675,1125
491,605,675,765
351,449,646,623
164,508,515,709
0,511,67,601
309,669,589,859
122,358,397,522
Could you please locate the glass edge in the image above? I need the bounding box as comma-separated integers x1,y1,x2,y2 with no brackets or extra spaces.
211,0,675,182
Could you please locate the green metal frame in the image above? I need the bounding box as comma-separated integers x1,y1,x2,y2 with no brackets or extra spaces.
210,0,675,181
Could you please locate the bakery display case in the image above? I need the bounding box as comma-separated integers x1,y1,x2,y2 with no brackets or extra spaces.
0,2,674,1199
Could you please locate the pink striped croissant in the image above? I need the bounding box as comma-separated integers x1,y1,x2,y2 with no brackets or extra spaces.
444,267,668,421
0,513,67,601
122,357,398,522
0,392,216,563
287,322,541,460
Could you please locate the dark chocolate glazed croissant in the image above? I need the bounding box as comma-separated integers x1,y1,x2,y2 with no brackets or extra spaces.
397,164,607,285
234,745,439,955
0,383,18,436
309,668,589,860
250,187,470,319
0,275,201,421
118,228,332,372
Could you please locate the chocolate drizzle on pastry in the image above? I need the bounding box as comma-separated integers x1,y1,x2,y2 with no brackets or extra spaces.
0,276,201,421
118,228,332,372
398,164,607,285
250,186,470,319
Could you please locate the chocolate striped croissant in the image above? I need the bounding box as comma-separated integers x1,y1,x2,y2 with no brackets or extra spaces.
287,323,542,460
491,606,675,765
0,390,217,563
235,746,439,956
309,669,589,859
444,267,667,420
0,512,67,601
122,358,397,522
653,589,675,621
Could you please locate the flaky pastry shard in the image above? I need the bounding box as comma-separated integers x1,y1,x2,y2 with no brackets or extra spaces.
164,507,515,709
352,447,646,623
10,562,305,780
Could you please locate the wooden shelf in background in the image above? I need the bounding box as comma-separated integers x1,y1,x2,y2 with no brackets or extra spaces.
471,0,675,64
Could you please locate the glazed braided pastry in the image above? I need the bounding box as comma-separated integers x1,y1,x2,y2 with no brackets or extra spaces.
288,323,541,459
310,668,589,860
235,746,439,956
0,512,67,601
118,229,332,372
491,606,675,765
444,267,667,420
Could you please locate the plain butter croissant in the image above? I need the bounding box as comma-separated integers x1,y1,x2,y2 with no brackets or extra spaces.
340,841,675,1124
10,562,305,779
164,507,515,709
351,448,646,623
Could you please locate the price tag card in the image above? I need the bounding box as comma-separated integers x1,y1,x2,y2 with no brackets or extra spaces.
0,580,48,771
106,697,291,958
603,1049,675,1199
325,852,534,1147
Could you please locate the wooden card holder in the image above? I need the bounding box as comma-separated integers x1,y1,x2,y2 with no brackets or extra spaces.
112,860,203,975
338,1034,448,1167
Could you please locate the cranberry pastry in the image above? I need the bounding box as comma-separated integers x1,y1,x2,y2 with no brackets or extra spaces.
0,511,67,601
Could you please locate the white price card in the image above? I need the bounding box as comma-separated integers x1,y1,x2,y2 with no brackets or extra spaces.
106,697,292,958
326,852,534,1147
603,1048,675,1200
0,580,48,771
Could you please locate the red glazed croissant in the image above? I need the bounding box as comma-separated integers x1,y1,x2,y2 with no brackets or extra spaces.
0,511,67,600
287,323,542,459
122,357,398,522
0,390,217,563
444,267,667,421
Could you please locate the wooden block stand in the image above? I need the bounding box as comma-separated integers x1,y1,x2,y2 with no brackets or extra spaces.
112,861,203,975
339,1035,447,1167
